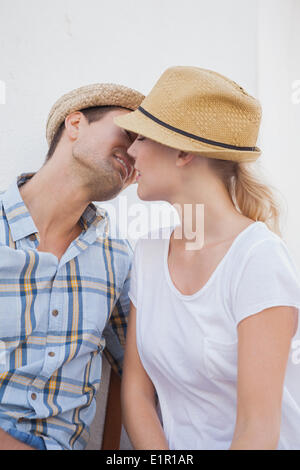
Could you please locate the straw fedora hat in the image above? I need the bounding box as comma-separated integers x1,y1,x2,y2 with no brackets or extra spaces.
46,83,144,146
114,66,262,162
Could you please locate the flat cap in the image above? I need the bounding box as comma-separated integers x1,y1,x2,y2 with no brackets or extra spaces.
46,83,144,146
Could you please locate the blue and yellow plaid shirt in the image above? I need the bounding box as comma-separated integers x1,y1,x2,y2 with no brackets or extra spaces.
0,173,132,450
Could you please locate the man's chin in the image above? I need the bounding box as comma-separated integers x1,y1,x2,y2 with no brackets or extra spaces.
91,167,136,201
90,178,123,202
97,187,124,202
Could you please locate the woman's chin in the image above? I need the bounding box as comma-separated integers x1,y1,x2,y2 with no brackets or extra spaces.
137,186,164,202
137,188,151,201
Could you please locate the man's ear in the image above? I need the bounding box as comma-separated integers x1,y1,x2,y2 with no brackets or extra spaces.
64,111,85,141
175,151,195,167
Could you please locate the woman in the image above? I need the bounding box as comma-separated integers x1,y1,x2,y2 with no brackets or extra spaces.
114,66,300,450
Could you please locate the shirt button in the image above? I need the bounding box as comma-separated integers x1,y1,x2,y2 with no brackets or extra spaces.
52,309,59,317
31,393,37,401
29,234,36,241
48,351,55,357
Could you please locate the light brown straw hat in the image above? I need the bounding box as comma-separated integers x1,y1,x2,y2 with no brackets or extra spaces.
46,83,145,146
114,66,262,162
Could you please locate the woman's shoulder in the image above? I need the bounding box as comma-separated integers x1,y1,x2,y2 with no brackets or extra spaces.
231,221,300,283
228,222,300,327
233,221,285,257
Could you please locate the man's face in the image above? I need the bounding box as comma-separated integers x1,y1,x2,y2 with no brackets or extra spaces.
72,109,137,201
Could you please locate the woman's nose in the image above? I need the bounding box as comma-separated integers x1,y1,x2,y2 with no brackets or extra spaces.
127,141,137,160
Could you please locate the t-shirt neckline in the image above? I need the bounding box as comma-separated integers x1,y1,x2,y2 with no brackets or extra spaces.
164,221,264,301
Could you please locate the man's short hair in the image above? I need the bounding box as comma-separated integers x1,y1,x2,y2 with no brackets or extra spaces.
45,105,128,161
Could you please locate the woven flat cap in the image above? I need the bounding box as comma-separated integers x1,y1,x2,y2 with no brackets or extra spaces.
46,83,144,146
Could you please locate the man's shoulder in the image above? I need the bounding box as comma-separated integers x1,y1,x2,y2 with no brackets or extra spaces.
105,230,134,262
110,237,133,256
98,210,133,256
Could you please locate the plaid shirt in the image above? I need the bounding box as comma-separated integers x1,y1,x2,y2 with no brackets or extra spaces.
0,173,132,450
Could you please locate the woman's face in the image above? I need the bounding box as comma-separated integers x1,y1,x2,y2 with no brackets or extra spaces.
127,135,181,201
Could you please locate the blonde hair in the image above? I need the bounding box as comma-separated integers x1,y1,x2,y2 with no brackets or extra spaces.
207,158,282,237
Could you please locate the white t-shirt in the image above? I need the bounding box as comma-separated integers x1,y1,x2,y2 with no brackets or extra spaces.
128,221,300,450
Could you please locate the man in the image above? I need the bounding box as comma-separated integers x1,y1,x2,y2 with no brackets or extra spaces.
0,82,144,449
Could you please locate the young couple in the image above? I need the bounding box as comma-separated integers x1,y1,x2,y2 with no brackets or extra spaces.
0,66,300,450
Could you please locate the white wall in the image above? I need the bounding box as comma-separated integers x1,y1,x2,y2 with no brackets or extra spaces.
257,0,300,265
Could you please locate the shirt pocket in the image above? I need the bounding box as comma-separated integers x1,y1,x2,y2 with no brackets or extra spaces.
203,337,238,382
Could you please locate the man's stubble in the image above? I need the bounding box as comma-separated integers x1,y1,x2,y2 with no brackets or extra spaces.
71,143,124,202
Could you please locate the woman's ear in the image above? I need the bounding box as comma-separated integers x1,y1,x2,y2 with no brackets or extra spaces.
175,151,195,167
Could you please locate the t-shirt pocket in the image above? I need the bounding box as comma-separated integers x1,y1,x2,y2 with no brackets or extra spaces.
203,337,238,382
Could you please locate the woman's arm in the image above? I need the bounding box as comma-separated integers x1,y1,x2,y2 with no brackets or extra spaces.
230,305,297,450
121,301,169,450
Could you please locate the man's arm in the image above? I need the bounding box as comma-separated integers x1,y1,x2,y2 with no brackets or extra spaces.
0,428,34,450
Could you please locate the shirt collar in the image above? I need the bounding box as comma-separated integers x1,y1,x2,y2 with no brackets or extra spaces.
1,172,107,242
